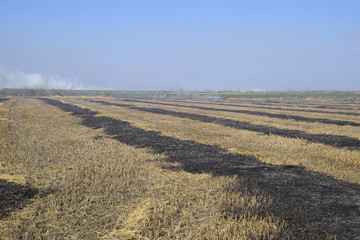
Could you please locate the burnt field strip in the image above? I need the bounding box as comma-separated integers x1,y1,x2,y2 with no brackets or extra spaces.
0,181,37,219
41,98,360,238
226,99,360,111
166,99,360,116
121,99,360,127
87,99,360,150
221,97,360,109
0,98,9,102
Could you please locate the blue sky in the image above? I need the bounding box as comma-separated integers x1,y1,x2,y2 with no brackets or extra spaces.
0,0,359,91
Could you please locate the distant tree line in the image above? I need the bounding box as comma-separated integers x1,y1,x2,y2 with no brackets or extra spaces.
0,88,359,99
0,89,66,96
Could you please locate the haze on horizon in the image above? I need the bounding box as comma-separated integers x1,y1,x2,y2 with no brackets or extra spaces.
0,1,359,91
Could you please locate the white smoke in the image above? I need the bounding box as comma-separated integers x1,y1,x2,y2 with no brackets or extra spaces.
0,65,85,90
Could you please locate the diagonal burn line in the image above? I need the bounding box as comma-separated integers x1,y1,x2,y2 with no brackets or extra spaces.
122,99,360,127
167,99,360,116
88,99,360,150
241,99,360,111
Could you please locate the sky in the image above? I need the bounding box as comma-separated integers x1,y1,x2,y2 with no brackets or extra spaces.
0,0,359,91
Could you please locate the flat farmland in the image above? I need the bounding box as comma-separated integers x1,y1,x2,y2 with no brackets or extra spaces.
1,96,360,239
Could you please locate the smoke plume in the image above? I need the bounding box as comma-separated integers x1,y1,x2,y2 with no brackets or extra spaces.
0,65,85,89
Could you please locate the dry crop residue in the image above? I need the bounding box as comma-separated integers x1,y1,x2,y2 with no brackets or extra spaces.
42,98,360,239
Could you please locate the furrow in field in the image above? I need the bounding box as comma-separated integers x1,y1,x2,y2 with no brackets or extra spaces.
87,99,360,150
41,97,360,238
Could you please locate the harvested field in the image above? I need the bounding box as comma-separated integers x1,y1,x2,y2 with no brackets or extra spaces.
1,96,360,239
167,99,360,116
217,98,360,111
120,99,360,127
87,99,360,149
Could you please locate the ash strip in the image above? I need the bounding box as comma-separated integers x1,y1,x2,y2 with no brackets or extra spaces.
122,99,360,127
167,99,360,116
89,99,360,150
